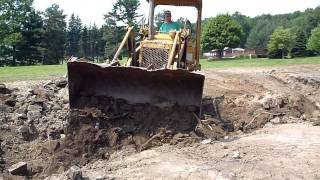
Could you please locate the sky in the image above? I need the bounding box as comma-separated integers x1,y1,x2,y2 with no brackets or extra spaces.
34,0,320,26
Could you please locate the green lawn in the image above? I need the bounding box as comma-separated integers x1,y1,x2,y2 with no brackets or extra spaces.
200,56,320,69
0,57,320,82
0,64,67,82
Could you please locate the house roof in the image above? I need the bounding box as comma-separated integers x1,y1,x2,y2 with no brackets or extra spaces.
146,0,202,8
233,48,245,51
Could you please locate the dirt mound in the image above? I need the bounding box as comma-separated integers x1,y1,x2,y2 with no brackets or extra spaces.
1,65,320,179
44,101,208,174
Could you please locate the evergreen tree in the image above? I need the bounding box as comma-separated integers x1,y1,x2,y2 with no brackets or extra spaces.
18,10,44,65
291,30,308,57
80,25,89,58
43,4,67,65
67,14,82,57
103,25,117,60
87,24,99,61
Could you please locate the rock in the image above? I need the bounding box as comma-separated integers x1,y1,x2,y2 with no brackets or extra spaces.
17,113,27,120
270,117,281,124
18,126,31,141
95,176,107,180
8,162,28,176
264,122,273,128
67,165,82,180
0,104,10,113
5,98,16,107
55,79,68,88
0,84,11,94
31,86,54,99
262,98,273,109
52,105,62,111
0,83,5,89
201,139,212,144
15,105,27,115
0,157,5,164
27,104,42,112
43,140,60,153
0,124,10,130
232,151,241,159
173,133,189,139
31,97,46,104
27,111,42,121
313,119,320,126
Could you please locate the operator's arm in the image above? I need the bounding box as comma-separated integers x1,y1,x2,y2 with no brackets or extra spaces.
174,22,180,31
159,23,166,33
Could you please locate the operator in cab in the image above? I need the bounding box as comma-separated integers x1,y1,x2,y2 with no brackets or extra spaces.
159,10,180,33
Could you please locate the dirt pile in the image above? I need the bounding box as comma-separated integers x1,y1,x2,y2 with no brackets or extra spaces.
0,79,69,179
1,65,320,179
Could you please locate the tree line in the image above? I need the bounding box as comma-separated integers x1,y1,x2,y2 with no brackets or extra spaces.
202,7,320,58
0,0,140,66
1,0,320,66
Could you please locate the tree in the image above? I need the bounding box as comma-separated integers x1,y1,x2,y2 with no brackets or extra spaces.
80,25,89,58
155,11,165,30
103,0,140,60
307,26,320,53
67,14,82,57
246,19,276,49
43,4,67,65
0,0,34,65
268,26,295,59
201,14,243,58
232,12,252,48
106,0,141,26
291,30,308,57
19,10,44,65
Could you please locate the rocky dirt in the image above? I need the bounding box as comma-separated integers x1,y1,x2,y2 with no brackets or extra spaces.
0,64,320,179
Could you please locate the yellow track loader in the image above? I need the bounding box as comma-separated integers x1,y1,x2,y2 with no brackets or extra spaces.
67,0,205,112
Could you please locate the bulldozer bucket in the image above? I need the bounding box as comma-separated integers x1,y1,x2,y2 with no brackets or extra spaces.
67,61,205,111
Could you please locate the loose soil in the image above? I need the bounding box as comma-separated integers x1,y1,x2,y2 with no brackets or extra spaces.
0,64,320,179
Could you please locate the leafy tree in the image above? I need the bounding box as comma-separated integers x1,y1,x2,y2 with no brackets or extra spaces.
67,14,82,57
201,14,243,58
307,26,320,53
43,4,67,65
291,30,308,57
104,0,140,26
268,26,295,59
0,0,34,65
103,0,140,60
246,19,276,49
232,12,251,48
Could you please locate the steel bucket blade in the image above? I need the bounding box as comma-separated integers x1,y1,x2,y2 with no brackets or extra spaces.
67,61,204,110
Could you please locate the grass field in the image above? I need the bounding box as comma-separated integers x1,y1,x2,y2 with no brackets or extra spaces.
200,56,320,68
1,57,320,82
0,64,67,82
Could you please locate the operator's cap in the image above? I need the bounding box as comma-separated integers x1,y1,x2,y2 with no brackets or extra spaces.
164,10,171,15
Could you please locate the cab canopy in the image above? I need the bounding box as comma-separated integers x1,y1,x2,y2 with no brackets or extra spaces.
146,0,202,8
